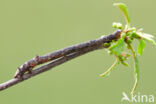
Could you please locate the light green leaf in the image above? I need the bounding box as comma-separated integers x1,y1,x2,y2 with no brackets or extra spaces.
109,33,126,56
136,32,156,45
131,53,139,95
100,57,120,78
114,3,130,25
137,40,146,55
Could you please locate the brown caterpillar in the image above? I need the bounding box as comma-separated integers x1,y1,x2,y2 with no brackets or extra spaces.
14,30,121,79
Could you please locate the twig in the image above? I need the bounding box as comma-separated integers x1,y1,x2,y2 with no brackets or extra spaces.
0,30,121,91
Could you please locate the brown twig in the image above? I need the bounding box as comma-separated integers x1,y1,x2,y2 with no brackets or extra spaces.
0,30,121,91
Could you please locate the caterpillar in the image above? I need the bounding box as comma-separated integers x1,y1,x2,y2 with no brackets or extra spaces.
14,30,121,79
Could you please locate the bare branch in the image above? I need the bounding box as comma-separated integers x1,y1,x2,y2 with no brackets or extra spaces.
0,30,121,91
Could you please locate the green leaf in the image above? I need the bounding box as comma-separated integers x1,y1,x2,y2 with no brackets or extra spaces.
137,39,146,55
136,32,156,45
109,33,126,56
131,53,139,95
114,3,130,25
100,57,120,78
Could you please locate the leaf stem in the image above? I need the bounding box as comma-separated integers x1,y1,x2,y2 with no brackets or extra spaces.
126,42,139,95
100,56,120,77
126,42,135,57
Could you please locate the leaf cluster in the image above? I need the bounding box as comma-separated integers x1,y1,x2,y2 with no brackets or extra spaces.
100,3,156,95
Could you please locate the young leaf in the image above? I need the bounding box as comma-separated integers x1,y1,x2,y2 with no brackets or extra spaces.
100,57,120,78
137,39,146,55
114,3,130,25
131,53,139,95
109,33,126,56
136,32,156,45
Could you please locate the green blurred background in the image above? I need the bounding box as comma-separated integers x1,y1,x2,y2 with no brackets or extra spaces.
0,0,155,104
